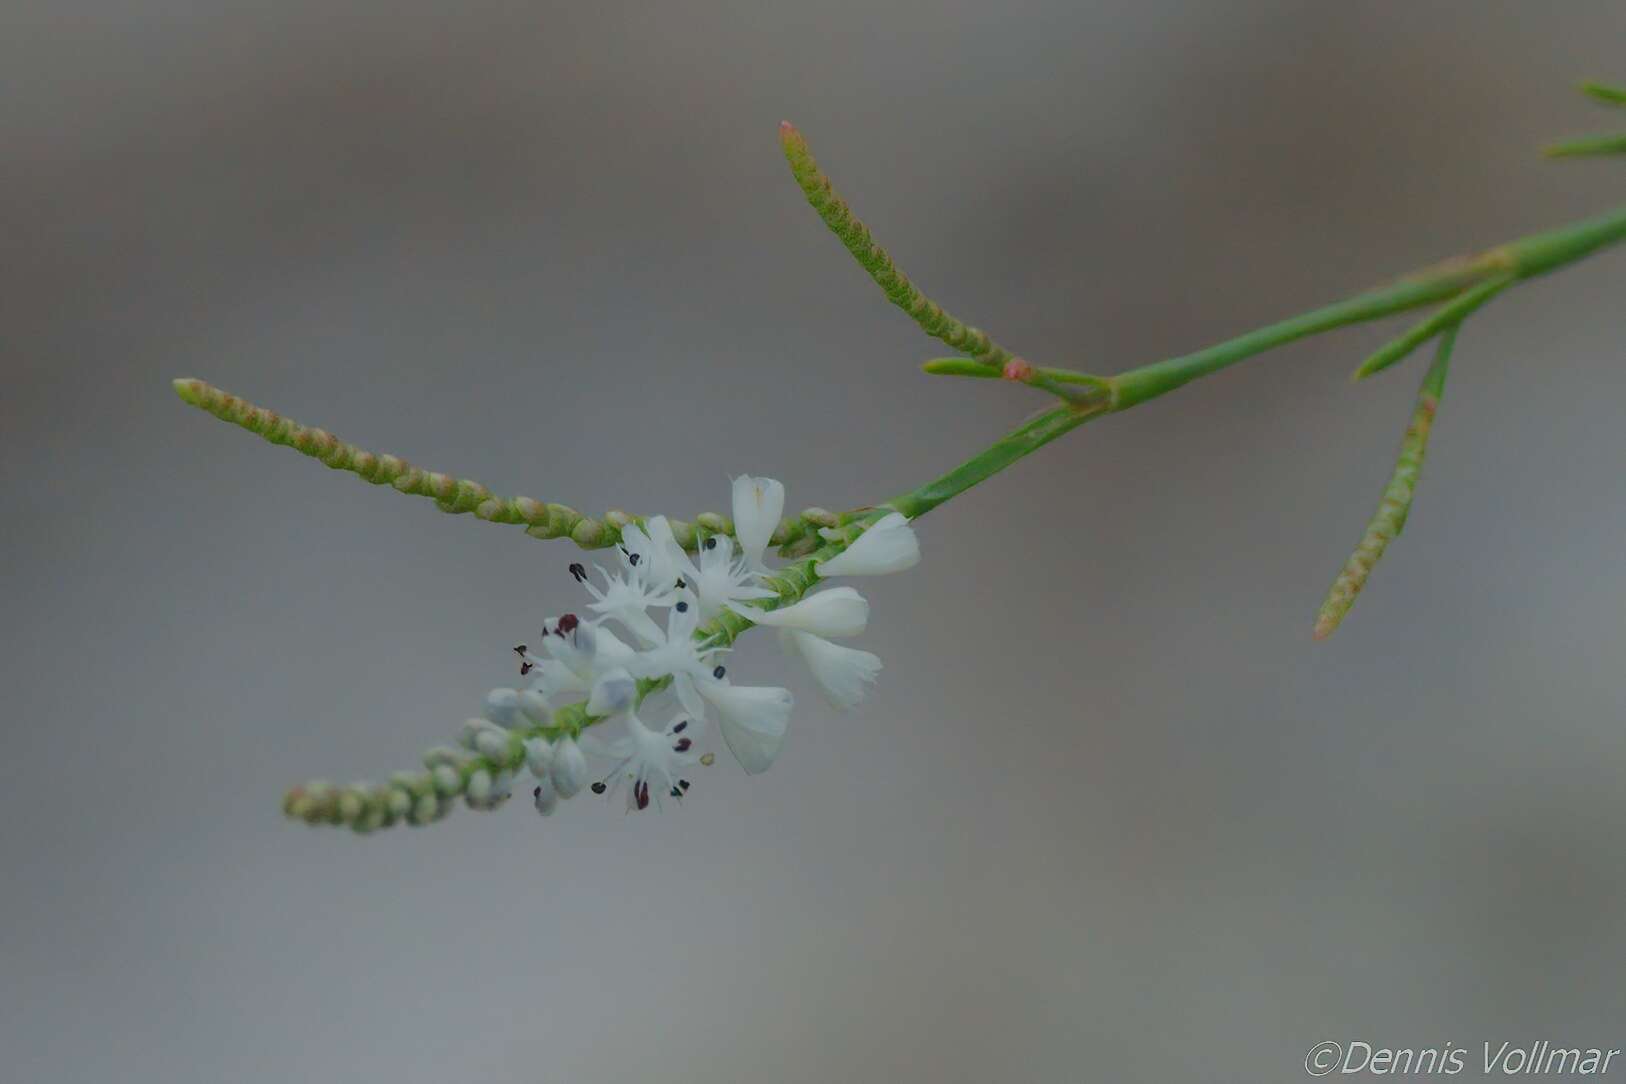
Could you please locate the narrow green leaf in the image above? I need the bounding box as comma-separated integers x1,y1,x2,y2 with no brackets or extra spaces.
1580,82,1626,106
1352,275,1512,381
1315,327,1457,640
1544,133,1626,158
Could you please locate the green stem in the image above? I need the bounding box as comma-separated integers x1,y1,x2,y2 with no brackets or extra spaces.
1108,205,1626,410
890,404,1097,519
1544,133,1626,159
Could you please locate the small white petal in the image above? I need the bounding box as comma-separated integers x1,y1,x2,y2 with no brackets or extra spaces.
550,736,589,797
731,475,785,569
815,513,920,577
730,586,868,638
587,667,638,716
700,681,793,775
784,630,882,711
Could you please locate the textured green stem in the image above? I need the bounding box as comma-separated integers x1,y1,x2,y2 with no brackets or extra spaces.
779,122,1017,368
1313,327,1457,640
171,378,828,553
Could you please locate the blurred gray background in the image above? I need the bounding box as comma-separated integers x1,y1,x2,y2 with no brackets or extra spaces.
4,2,1625,1081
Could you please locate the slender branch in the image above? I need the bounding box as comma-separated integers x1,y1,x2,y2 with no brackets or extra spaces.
1314,327,1457,640
171,378,830,553
1106,206,1626,410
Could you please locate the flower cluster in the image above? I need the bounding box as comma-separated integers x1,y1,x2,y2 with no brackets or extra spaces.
457,475,920,815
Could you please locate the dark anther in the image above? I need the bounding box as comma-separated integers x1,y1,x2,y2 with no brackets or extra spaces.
513,644,527,656
679,779,690,791
520,661,533,676
557,613,579,634
675,600,689,613
568,562,587,583
590,781,607,795
628,552,641,567
704,537,717,550
675,577,687,589
713,665,726,680
634,780,650,810
672,719,688,733
670,786,683,798
532,786,541,798
674,738,692,752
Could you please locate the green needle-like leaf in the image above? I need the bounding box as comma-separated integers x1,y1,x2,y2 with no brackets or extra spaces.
1580,82,1626,106
1545,133,1626,159
1314,327,1457,640
1352,275,1513,381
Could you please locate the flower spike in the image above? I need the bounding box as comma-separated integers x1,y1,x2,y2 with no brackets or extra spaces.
1315,326,1458,640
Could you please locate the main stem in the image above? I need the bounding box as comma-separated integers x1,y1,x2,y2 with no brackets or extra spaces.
891,204,1626,518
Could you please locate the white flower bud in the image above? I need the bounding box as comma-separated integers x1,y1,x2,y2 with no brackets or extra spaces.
516,689,551,725
431,764,461,796
524,737,555,777
474,728,513,763
467,768,493,806
549,735,589,797
483,688,525,728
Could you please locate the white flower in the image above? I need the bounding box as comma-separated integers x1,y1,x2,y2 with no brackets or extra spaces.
678,533,775,622
815,512,920,577
531,776,560,816
578,564,674,646
732,474,785,569
549,734,589,798
583,711,700,811
782,630,882,710
700,679,793,775
587,667,638,716
626,593,725,718
617,515,688,593
518,614,636,700
730,586,868,638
